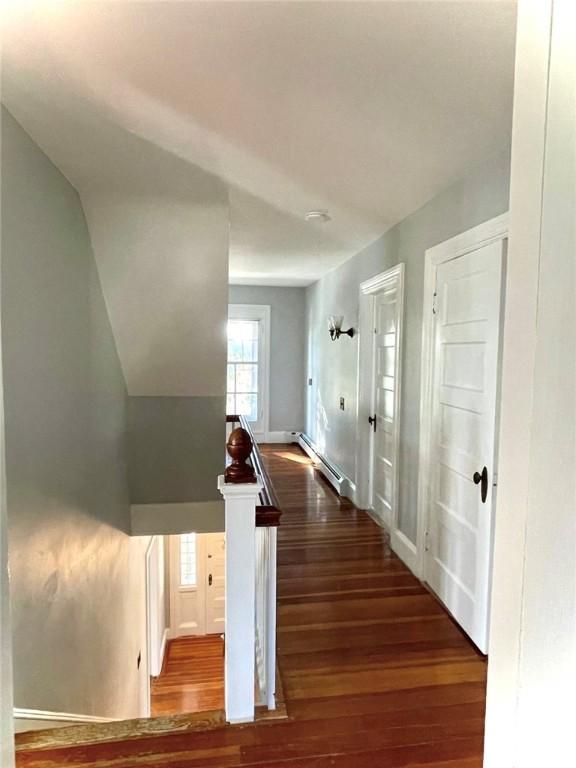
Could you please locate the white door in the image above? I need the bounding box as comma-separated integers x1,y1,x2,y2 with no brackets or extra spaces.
370,282,402,529
170,533,203,636
204,533,226,635
425,240,504,653
170,532,225,636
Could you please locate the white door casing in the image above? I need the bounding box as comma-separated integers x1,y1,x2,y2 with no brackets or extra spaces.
423,236,505,654
356,265,404,536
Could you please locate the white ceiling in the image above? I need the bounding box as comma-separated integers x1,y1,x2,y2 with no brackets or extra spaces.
2,1,516,287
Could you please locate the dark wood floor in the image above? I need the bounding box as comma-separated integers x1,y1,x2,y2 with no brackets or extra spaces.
151,635,225,717
16,444,487,767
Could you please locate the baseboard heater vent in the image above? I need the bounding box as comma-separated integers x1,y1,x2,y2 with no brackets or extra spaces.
297,433,353,498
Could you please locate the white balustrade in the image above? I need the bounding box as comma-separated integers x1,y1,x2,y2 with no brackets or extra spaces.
255,524,277,711
218,474,262,723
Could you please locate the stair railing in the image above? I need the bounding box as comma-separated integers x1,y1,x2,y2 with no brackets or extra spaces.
219,416,281,722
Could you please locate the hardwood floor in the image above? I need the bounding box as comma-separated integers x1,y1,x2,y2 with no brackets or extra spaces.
151,635,225,717
16,444,487,767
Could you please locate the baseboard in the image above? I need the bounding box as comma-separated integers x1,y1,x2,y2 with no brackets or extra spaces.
14,708,118,733
297,433,355,499
255,431,300,444
159,627,169,672
391,529,420,575
364,507,390,532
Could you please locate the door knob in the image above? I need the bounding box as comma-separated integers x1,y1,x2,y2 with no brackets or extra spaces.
208,573,213,586
368,414,377,433
473,466,489,504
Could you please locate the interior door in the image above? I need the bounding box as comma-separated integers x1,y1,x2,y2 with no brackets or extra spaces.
426,240,504,653
170,533,203,636
204,533,226,635
170,532,225,637
370,283,401,529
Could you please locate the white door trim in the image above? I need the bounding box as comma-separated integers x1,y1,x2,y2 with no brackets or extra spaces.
356,264,404,532
416,212,509,579
228,304,271,441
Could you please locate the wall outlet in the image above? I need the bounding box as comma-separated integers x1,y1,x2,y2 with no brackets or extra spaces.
340,397,345,411
137,651,141,669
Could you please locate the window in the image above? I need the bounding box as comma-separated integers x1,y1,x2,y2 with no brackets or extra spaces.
179,533,197,587
227,319,259,422
227,305,270,436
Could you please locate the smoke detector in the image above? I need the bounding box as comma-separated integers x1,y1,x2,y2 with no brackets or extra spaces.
305,210,331,223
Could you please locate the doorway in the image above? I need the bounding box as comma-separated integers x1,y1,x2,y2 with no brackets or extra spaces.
356,264,405,536
418,214,507,653
169,532,225,637
149,532,226,717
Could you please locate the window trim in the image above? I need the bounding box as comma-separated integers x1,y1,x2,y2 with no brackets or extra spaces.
228,304,271,440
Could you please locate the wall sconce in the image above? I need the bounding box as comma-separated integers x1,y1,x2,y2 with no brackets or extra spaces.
328,315,354,341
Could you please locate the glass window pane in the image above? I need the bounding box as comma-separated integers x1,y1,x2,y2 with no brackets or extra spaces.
236,393,258,421
227,335,243,362
227,364,235,391
227,320,259,362
227,317,260,424
179,533,197,587
242,336,258,362
235,364,257,393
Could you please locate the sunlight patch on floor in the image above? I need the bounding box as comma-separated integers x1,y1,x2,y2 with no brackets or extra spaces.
272,451,312,465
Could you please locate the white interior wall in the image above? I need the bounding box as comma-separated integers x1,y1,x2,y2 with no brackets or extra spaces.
485,1,576,766
0,257,14,765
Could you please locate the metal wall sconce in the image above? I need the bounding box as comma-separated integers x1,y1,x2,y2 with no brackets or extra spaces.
328,314,354,340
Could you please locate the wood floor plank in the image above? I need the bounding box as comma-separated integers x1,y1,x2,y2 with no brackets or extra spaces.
151,635,225,717
16,444,486,767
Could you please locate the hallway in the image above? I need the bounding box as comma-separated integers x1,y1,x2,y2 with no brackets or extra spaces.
16,444,487,767
151,635,225,717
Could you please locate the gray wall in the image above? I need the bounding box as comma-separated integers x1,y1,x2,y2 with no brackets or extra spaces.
229,285,306,432
306,148,511,543
128,395,225,503
1,108,149,718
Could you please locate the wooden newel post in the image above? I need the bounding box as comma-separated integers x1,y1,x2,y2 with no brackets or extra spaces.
225,427,256,484
219,424,262,723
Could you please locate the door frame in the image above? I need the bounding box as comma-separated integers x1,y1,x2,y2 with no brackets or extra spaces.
356,264,404,536
146,536,167,684
416,212,509,580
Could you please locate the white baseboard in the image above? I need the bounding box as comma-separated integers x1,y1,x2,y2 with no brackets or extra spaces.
364,507,390,532
14,708,118,733
297,433,355,499
391,529,420,575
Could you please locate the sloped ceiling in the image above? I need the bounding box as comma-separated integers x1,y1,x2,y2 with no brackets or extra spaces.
2,0,516,289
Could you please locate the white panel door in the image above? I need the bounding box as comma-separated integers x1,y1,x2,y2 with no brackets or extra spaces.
170,532,225,637
205,533,226,635
426,240,503,653
170,533,203,636
370,285,401,528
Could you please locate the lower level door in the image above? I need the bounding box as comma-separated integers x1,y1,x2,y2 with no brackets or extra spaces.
170,532,225,636
204,533,226,635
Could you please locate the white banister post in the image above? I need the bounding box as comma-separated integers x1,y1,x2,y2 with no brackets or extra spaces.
218,474,262,724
